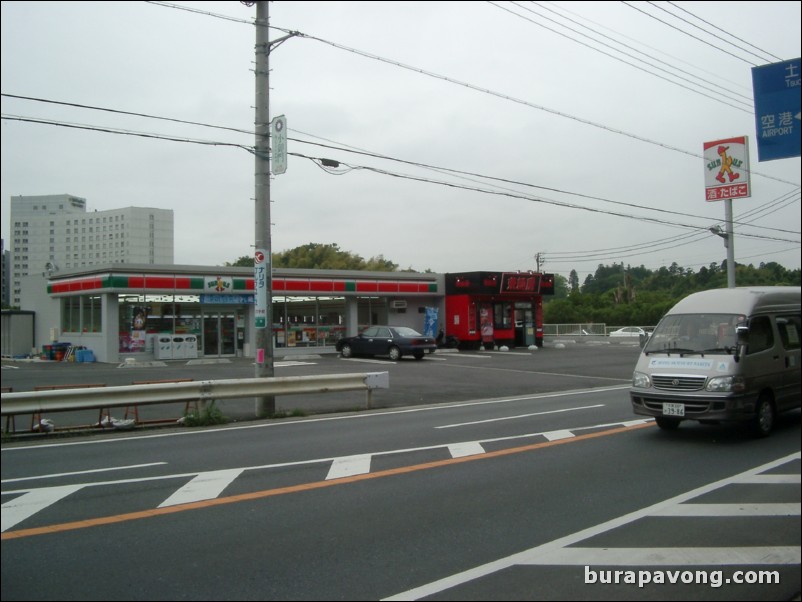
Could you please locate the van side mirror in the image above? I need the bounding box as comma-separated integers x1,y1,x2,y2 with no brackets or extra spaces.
735,324,749,361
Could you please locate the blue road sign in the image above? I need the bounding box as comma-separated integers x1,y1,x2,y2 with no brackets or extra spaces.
751,58,801,162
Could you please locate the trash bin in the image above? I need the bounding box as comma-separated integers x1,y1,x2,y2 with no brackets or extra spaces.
156,336,173,360
172,336,185,359
184,335,198,359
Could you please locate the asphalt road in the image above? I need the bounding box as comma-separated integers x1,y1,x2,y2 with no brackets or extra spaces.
2,338,799,601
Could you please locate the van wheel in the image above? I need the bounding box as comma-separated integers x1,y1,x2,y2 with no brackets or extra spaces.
655,417,681,430
751,394,775,438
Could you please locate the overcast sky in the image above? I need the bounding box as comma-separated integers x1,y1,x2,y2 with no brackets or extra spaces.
2,1,800,283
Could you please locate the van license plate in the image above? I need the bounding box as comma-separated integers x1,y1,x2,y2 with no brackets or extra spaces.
663,403,685,417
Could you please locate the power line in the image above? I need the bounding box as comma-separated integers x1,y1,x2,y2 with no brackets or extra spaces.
528,1,754,104
621,1,762,66
3,102,798,243
495,1,753,112
651,1,781,64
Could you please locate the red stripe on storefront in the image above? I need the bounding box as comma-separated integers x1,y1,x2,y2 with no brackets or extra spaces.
144,276,175,289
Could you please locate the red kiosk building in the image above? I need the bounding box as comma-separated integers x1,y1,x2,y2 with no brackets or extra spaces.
444,271,554,349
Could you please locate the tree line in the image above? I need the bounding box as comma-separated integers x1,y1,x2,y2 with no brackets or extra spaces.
225,244,799,328
544,261,801,327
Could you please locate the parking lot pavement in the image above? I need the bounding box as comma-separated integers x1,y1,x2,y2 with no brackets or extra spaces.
2,342,642,436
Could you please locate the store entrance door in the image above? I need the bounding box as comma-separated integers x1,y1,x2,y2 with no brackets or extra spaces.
515,306,535,347
203,311,237,356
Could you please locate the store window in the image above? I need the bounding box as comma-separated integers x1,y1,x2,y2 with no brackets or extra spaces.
273,296,346,347
494,302,513,330
118,294,201,353
61,295,102,333
61,297,81,333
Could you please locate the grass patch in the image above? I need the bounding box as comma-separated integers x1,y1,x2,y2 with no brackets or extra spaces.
182,400,228,427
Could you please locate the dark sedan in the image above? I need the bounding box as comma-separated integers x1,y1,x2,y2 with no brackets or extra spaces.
336,326,437,361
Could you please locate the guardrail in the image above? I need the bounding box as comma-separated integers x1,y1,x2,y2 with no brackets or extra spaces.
1,372,390,434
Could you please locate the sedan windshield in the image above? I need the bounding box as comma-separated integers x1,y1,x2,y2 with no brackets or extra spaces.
644,313,740,355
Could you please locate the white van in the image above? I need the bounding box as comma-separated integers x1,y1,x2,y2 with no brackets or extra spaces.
630,286,801,436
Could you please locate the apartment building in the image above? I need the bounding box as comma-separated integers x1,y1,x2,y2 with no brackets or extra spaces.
9,194,174,307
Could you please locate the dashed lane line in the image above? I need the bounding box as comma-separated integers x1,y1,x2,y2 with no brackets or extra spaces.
1,422,653,539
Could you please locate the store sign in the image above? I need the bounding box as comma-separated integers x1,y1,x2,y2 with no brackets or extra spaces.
204,276,233,292
703,137,751,201
200,294,254,304
254,249,268,328
272,115,287,175
502,274,538,293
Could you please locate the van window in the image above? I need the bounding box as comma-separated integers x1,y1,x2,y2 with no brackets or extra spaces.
747,316,774,355
644,313,739,354
776,314,801,350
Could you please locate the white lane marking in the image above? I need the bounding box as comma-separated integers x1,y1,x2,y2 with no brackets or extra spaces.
2,485,84,532
652,503,800,517
436,404,604,428
339,358,396,365
327,454,372,480
542,430,575,441
2,418,650,531
158,469,244,508
1,386,632,451
448,442,486,458
382,451,802,601
523,546,801,565
738,474,800,484
1,463,168,484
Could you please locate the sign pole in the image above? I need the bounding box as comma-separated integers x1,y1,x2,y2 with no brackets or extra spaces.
724,199,735,289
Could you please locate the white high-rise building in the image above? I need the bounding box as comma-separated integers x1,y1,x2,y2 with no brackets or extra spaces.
9,194,174,307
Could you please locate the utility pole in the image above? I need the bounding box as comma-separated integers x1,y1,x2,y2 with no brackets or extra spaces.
535,252,543,273
253,0,275,417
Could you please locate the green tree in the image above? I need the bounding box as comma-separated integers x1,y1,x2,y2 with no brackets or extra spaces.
228,243,407,271
224,256,252,267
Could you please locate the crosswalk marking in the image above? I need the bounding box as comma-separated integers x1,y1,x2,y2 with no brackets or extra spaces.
383,451,802,601
448,442,485,457
327,454,372,480
543,429,575,441
158,469,244,508
2,485,84,532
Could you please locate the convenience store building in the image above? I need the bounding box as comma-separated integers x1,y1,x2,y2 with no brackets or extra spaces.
20,264,553,363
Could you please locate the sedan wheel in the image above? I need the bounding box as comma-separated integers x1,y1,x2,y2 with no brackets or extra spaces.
340,344,353,358
388,346,402,361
